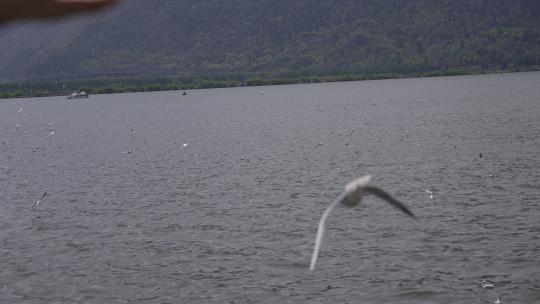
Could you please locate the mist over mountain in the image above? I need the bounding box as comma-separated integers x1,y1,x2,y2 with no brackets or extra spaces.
0,0,539,82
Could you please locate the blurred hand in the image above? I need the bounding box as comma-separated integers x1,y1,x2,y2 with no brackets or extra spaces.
0,0,119,24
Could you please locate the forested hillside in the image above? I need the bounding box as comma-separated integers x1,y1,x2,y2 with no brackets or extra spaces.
0,0,539,82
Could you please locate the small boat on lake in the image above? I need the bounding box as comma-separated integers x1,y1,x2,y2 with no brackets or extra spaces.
67,91,89,99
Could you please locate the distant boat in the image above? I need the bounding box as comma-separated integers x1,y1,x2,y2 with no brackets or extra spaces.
67,91,89,99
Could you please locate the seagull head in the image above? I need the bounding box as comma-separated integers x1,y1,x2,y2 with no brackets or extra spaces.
340,175,371,207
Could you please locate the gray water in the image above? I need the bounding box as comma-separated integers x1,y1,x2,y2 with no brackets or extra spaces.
1,72,540,304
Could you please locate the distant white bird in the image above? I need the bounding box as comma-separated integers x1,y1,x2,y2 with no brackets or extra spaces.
494,296,502,304
182,143,189,147
481,280,495,289
33,192,48,207
423,188,435,199
310,176,415,271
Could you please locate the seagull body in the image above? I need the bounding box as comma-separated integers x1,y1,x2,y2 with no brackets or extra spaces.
310,176,415,271
33,192,48,207
494,297,502,304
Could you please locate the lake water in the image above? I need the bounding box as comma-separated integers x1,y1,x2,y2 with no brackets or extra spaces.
1,72,539,304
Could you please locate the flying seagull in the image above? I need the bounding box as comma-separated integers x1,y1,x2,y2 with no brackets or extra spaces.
310,175,415,271
33,192,48,207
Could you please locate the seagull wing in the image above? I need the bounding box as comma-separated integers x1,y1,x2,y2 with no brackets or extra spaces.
363,186,416,218
39,192,48,200
33,192,48,207
310,193,346,271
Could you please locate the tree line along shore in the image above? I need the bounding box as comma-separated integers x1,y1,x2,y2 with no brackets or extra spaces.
1,66,538,99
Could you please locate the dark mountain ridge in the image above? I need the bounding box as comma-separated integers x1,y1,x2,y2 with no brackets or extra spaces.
0,0,539,82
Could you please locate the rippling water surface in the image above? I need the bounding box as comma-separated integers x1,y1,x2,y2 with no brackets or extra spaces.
1,72,540,303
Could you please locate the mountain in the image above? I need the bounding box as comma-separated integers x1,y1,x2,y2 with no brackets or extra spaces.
0,0,539,82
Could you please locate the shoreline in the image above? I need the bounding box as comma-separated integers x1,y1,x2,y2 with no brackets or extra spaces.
1,66,539,99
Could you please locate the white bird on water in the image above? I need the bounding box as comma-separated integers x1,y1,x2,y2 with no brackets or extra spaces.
481,280,495,289
423,188,435,199
310,175,416,271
